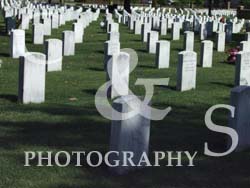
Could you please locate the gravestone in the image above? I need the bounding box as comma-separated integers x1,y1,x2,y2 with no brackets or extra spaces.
18,52,46,104
229,86,250,151
240,41,250,52
200,23,207,40
109,22,119,32
108,32,120,43
134,20,142,35
235,51,250,86
142,23,151,42
33,11,40,24
177,51,197,91
109,95,151,175
73,22,83,43
10,29,25,58
160,19,167,35
52,13,59,29
147,31,159,54
104,40,120,70
21,14,30,30
184,31,194,51
59,13,65,26
156,40,170,69
62,31,75,56
32,24,44,44
171,22,180,40
42,18,51,36
45,39,63,72
216,32,225,52
212,20,218,32
107,52,130,98
200,40,213,68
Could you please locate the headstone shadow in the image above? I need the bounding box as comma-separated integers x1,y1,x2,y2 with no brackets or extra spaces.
0,94,18,102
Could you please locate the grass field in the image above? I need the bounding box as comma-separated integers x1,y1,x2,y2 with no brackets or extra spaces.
0,11,249,188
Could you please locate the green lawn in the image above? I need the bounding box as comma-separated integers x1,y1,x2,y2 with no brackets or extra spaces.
0,11,249,188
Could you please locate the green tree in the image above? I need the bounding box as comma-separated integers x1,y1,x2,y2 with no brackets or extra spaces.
152,0,158,7
124,0,131,13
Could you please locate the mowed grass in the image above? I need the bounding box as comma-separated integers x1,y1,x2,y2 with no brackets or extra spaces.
0,10,249,188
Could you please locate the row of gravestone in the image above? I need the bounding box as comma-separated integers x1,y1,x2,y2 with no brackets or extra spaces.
111,9,250,89
5,2,100,104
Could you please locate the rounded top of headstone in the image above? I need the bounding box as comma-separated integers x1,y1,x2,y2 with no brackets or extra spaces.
45,38,62,44
179,51,197,56
63,30,74,34
23,52,46,64
157,40,170,44
11,29,25,34
202,40,213,44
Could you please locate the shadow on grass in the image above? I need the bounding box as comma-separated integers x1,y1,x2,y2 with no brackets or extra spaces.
0,103,250,187
82,89,97,96
88,67,104,72
96,50,104,54
210,82,234,88
155,85,176,91
220,60,235,66
137,49,147,53
0,94,18,102
139,65,155,69
0,52,10,57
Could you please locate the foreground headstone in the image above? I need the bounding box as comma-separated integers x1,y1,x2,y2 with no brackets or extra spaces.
200,40,213,67
229,86,250,151
107,52,130,98
184,31,194,51
235,51,250,86
177,51,197,91
109,95,151,175
147,31,159,54
10,29,25,58
156,40,170,69
62,31,75,56
45,39,63,72
18,52,46,104
216,32,225,52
